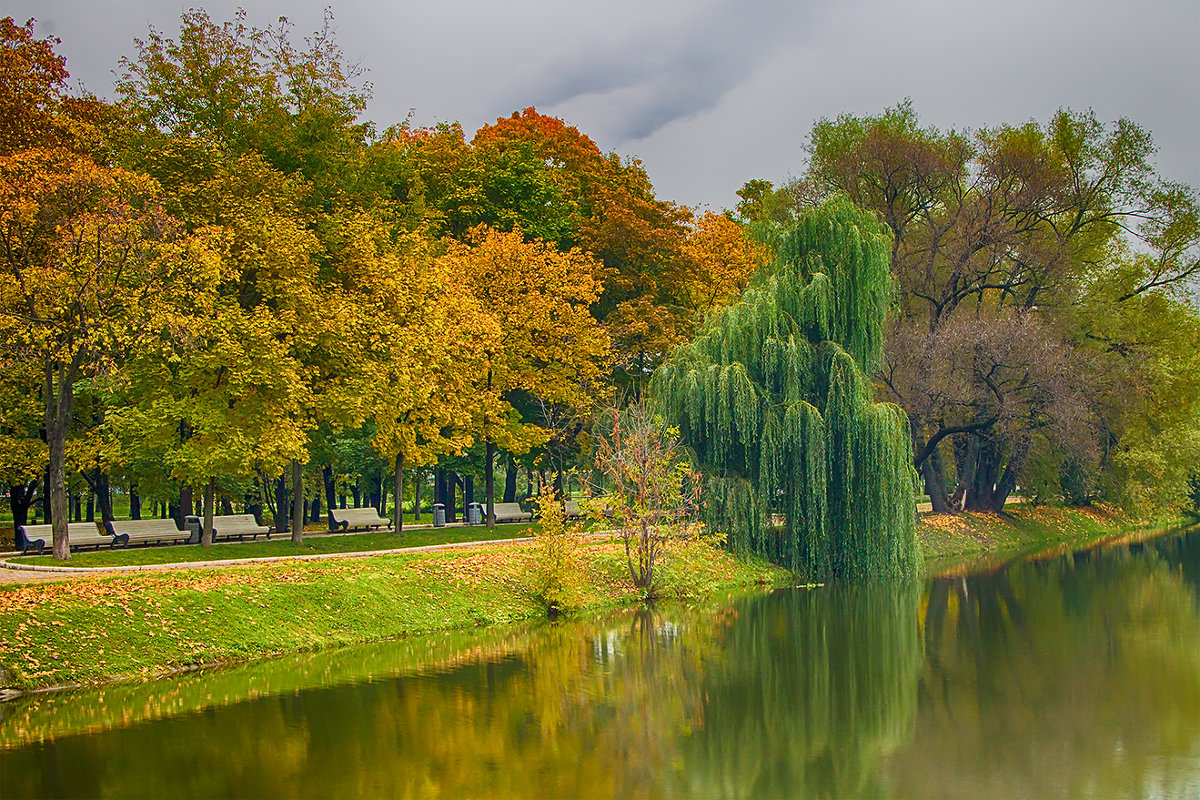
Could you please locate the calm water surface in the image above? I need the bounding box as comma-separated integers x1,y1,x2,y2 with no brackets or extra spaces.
2,528,1198,798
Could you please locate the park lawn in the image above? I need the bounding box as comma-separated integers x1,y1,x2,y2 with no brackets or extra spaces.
10,523,539,568
0,538,788,692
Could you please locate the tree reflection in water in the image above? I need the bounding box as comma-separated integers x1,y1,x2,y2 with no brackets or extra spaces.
901,528,1200,799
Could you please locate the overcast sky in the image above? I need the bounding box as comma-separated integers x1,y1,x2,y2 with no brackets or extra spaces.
9,0,1200,212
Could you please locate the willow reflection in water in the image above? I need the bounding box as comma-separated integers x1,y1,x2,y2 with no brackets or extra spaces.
1,530,1198,799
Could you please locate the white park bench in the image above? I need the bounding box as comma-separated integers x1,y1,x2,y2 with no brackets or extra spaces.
17,522,116,555
107,518,192,547
491,502,533,523
329,507,392,532
210,514,270,541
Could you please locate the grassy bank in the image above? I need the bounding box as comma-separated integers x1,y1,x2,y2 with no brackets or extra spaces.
0,538,785,692
916,502,1160,560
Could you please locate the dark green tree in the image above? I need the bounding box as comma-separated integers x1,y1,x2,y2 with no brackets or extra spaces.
654,198,919,580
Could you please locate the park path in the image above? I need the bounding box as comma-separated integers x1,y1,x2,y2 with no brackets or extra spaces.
0,528,537,586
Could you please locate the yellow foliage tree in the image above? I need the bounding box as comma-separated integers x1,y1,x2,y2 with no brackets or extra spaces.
437,227,612,525
328,216,500,531
0,149,219,559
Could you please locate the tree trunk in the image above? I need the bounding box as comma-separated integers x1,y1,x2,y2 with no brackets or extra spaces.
350,485,360,508
950,435,980,512
48,432,70,560
273,473,290,532
485,440,496,527
968,439,1002,511
130,486,142,520
290,460,305,543
221,496,234,516
444,471,455,523
42,465,52,526
322,465,336,530
177,485,193,530
503,454,517,504
85,490,94,522
394,452,404,533
7,480,38,547
989,436,1029,512
413,470,422,521
95,472,113,523
44,358,77,561
202,477,215,547
81,468,114,523
921,447,951,514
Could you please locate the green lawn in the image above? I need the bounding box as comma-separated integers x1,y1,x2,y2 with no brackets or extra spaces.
10,522,539,567
0,538,788,691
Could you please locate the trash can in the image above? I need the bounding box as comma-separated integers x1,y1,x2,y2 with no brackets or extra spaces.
184,515,202,544
467,502,483,525
433,503,446,528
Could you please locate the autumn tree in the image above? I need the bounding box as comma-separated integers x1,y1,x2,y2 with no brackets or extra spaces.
116,9,382,541
790,102,1200,512
327,216,499,532
677,211,767,317
0,148,216,559
439,226,611,526
378,108,704,395
592,401,702,598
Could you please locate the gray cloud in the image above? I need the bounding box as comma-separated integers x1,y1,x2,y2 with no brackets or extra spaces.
6,0,1198,213
507,3,825,142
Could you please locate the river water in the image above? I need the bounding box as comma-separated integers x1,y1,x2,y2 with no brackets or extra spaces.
2,528,1197,798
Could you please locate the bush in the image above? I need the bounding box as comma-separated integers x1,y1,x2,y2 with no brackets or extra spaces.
528,485,584,615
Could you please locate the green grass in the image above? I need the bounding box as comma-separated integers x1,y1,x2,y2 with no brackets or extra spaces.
0,537,788,692
9,523,539,567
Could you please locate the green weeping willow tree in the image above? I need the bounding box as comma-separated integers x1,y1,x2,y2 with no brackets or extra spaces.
652,198,919,580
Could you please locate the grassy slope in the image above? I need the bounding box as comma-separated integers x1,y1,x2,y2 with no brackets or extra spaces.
0,538,784,692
